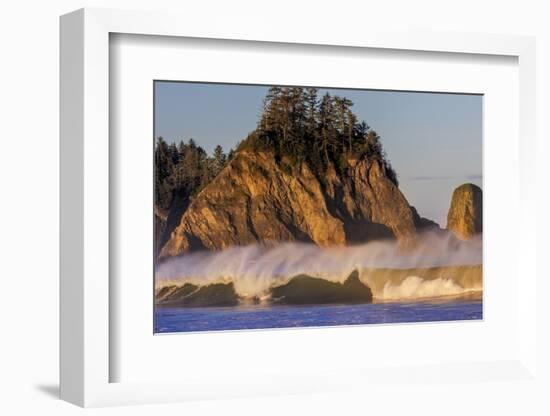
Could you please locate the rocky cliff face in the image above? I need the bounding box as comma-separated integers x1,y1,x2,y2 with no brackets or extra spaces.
446,183,483,239
159,151,424,259
271,270,373,305
154,207,167,257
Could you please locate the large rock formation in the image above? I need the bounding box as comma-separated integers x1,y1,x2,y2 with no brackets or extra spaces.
446,183,483,239
159,151,423,259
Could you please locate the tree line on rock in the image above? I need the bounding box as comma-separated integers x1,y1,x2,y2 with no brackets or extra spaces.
154,138,235,211
155,86,398,212
238,86,398,185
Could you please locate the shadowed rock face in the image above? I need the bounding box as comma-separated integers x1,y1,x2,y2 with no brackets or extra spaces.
157,282,239,307
446,183,483,240
159,151,421,259
271,270,373,305
154,211,166,257
155,270,373,307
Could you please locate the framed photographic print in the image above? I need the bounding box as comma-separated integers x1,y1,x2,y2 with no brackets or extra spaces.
152,81,483,334
60,7,539,409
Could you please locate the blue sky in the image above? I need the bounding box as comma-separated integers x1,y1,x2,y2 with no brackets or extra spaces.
154,81,482,226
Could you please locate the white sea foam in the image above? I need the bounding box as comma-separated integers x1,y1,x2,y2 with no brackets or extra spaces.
380,276,472,300
155,231,482,298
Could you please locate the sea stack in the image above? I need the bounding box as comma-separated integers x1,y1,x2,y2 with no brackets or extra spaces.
446,183,483,239
159,151,419,259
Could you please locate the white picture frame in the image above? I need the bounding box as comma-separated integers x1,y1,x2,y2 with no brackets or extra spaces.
60,7,538,408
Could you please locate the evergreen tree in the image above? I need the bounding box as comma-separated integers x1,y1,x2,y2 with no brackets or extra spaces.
366,130,382,159
305,87,318,134
318,93,336,163
154,137,174,210
213,145,227,174
355,121,369,141
168,142,179,165
177,140,187,157
346,110,358,152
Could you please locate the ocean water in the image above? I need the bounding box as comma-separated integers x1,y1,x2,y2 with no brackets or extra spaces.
154,299,482,333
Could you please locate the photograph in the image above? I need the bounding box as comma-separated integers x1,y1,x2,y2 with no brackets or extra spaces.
153,81,483,333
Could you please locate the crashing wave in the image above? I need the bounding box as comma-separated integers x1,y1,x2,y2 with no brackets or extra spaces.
156,267,482,307
380,276,476,300
156,231,482,299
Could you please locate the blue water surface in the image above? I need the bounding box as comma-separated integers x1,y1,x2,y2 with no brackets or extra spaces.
155,300,482,333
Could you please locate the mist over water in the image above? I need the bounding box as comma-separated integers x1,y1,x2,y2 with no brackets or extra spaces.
155,231,482,298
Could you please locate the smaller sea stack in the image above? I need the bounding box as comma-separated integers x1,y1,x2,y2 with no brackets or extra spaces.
446,183,482,240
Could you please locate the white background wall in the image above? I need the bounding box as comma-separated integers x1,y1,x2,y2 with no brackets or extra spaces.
0,0,548,414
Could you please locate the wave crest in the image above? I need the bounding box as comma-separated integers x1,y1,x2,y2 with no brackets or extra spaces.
380,276,474,300
156,231,482,298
